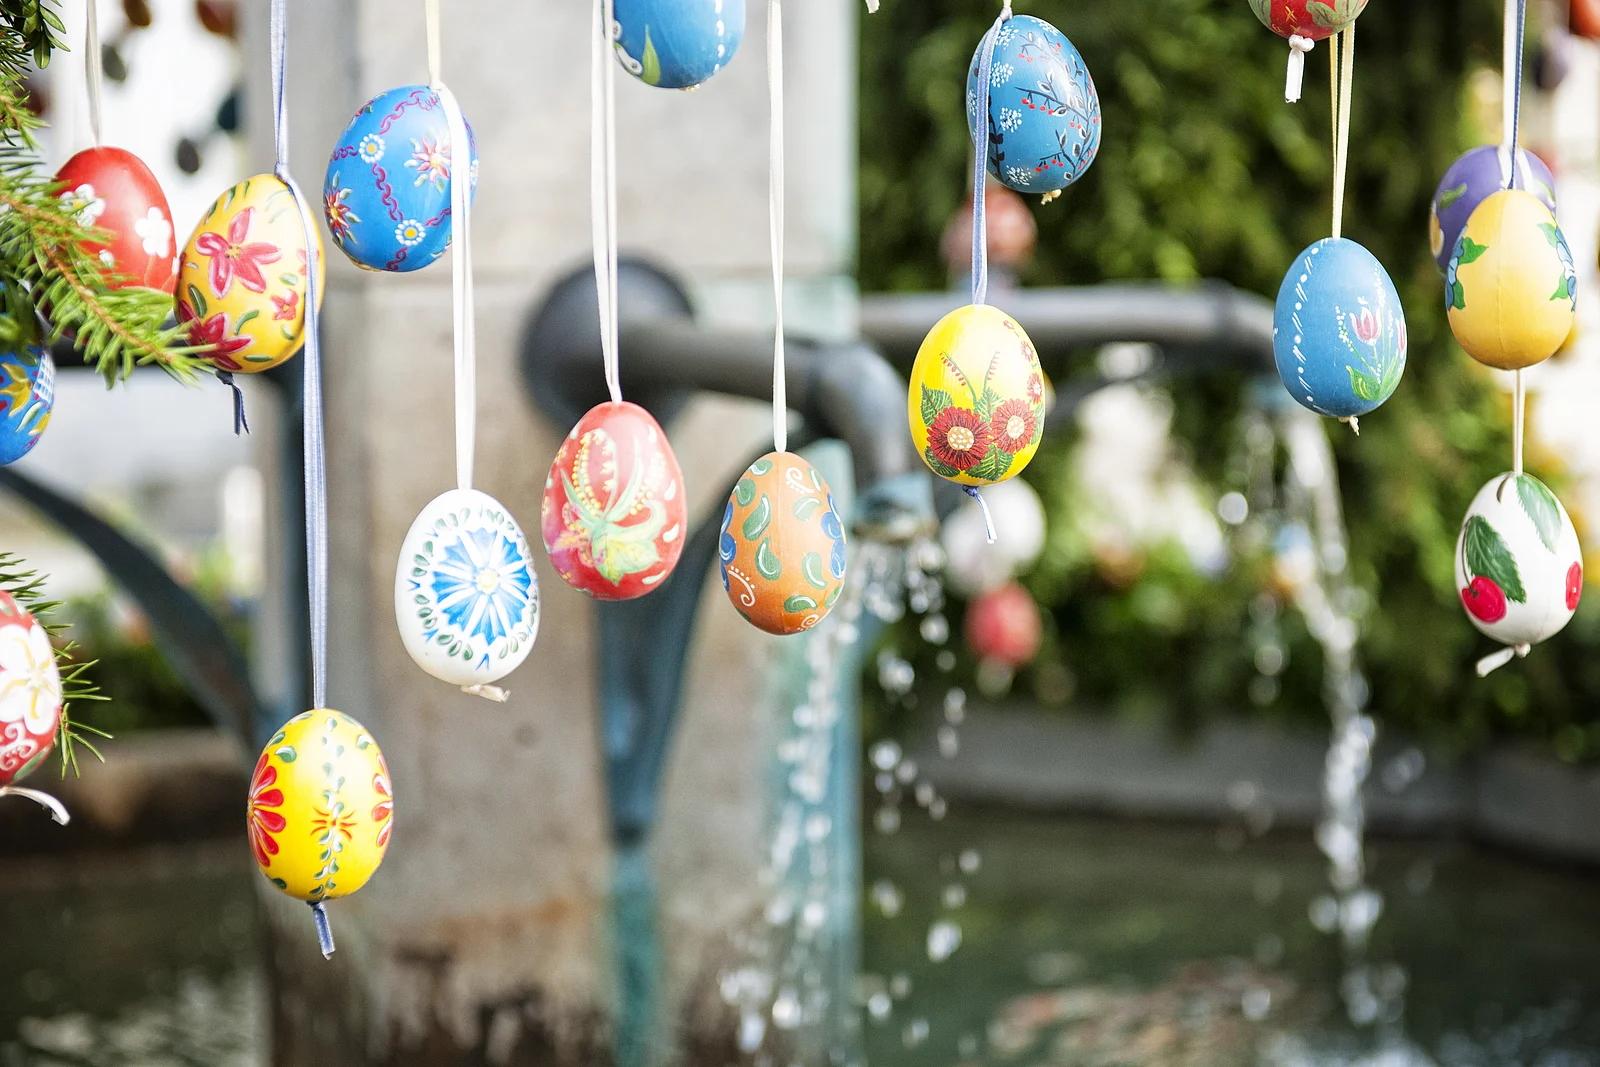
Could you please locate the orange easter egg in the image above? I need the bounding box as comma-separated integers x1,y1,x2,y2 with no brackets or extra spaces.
719,452,847,635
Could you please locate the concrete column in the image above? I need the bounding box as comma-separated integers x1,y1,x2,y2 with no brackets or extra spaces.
245,0,858,1062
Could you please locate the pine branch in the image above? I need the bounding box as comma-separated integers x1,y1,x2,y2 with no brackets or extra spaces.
0,552,109,779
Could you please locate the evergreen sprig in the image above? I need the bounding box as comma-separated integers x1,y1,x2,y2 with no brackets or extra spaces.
0,551,108,778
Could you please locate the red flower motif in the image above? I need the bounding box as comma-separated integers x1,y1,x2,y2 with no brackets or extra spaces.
271,289,299,322
192,207,281,297
1567,562,1583,612
181,306,253,371
927,407,992,472
372,755,393,850
248,752,287,869
1026,372,1045,405
990,399,1037,455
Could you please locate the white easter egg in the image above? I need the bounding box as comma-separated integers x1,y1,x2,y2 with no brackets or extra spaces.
394,488,540,688
1455,472,1582,650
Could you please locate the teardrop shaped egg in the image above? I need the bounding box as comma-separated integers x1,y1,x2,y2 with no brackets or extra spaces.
1430,145,1556,273
1456,472,1581,649
1446,189,1576,370
721,452,847,635
612,0,745,89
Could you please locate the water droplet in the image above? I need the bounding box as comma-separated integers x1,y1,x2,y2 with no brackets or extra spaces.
866,992,892,1021
927,920,962,962
902,1018,929,1048
895,759,918,784
739,1010,767,1052
875,806,901,834
871,879,903,918
920,614,950,644
772,988,802,1030
958,1033,980,1058
914,782,935,806
935,649,957,672
944,688,967,720
959,849,981,874
804,813,831,841
938,726,960,758
929,798,948,820
1309,894,1339,933
942,883,966,908
889,973,912,998
1241,987,1272,1021
1218,491,1249,525
875,772,894,794
870,740,901,771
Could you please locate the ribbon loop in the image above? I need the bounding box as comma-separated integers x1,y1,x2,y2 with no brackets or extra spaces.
769,0,787,453
593,0,621,405
1285,34,1314,103
84,0,104,147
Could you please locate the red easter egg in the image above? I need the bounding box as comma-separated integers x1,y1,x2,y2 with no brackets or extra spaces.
965,580,1042,668
55,146,178,293
0,590,62,787
542,401,687,600
1247,0,1368,42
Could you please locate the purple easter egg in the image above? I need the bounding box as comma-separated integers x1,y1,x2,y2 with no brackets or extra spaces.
1431,145,1556,274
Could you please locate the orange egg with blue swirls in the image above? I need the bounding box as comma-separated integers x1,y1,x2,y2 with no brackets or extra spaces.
177,175,325,375
720,452,846,635
249,709,391,903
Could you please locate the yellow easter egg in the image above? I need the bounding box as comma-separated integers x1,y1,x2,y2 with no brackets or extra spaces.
908,304,1045,486
177,175,326,375
1445,189,1577,371
248,709,392,903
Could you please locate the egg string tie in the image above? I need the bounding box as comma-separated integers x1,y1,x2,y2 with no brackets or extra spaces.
1285,34,1314,103
0,785,70,825
1505,0,1528,484
310,899,335,959
1328,23,1353,243
84,0,103,147
964,485,996,543
764,0,784,454
969,1,1011,310
1476,642,1529,677
218,372,248,435
592,0,621,405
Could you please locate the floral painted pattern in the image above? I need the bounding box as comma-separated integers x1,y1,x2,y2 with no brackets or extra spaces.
430,527,536,649
1542,222,1578,310
324,176,360,244
248,750,287,868
0,348,53,461
371,754,393,849
1337,294,1406,404
926,406,992,472
405,136,451,190
192,207,282,297
721,453,846,635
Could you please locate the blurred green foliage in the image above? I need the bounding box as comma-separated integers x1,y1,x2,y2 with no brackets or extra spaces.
860,0,1600,759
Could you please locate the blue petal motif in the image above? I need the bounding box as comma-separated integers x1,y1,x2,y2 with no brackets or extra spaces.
718,499,736,591
430,527,533,646
823,494,847,580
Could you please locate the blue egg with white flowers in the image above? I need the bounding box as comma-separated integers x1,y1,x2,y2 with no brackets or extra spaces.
1273,238,1407,422
966,15,1101,198
324,85,478,273
0,346,53,465
612,0,745,90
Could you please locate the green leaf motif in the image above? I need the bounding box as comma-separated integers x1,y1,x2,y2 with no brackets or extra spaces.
923,448,961,479
734,477,757,507
793,496,821,522
1449,280,1466,311
1538,221,1561,248
275,745,297,763
641,27,662,86
824,584,843,608
755,537,782,580
784,594,819,613
1515,475,1562,553
187,284,208,319
742,495,772,541
749,458,773,477
1347,365,1383,403
974,386,1001,422
1463,514,1526,603
234,309,259,335
920,384,952,427
801,552,827,590
1455,236,1489,265
1437,183,1468,210
968,445,1013,483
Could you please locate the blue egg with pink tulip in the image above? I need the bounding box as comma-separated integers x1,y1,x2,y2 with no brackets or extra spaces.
1273,238,1407,423
324,85,478,274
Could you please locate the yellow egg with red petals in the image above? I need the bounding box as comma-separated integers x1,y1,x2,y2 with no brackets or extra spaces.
908,305,1045,486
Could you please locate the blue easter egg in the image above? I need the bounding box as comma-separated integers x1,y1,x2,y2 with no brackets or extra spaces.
0,347,53,465
1430,145,1556,274
1273,239,1407,420
613,0,745,90
966,15,1101,197
324,86,478,273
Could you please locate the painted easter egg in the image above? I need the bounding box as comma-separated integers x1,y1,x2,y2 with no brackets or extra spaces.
1430,146,1556,273
542,401,686,601
1446,190,1576,371
612,0,745,89
965,580,1042,668
394,489,540,689
909,304,1046,485
55,146,178,292
324,86,479,273
1455,473,1581,650
0,347,53,465
720,452,847,636
966,15,1100,198
249,709,392,902
1247,0,1368,41
177,175,325,375
1273,238,1407,420
0,591,62,788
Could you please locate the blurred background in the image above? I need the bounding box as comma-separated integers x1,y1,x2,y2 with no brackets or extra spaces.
2,0,1600,1065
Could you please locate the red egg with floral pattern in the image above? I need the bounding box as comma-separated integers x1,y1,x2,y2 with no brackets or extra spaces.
55,146,178,293
0,590,62,788
542,401,687,601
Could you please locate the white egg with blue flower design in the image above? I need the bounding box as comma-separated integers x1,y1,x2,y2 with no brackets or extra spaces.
394,488,540,690
966,14,1101,198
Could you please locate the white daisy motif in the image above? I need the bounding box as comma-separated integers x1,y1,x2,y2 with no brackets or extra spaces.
1005,166,1033,187
1000,108,1023,132
0,619,62,735
134,207,171,257
395,219,426,247
358,133,386,164
990,63,1014,87
60,183,105,227
98,249,115,267
997,26,1017,45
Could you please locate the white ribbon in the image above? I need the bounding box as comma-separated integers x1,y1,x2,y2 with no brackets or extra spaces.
1285,35,1313,103
592,0,621,404
0,785,71,824
768,0,787,454
84,0,104,147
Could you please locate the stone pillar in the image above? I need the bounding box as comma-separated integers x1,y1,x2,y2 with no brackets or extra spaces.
244,0,858,1062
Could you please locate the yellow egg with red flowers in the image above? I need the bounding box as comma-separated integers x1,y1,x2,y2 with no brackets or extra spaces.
177,175,325,375
248,709,391,904
908,304,1045,486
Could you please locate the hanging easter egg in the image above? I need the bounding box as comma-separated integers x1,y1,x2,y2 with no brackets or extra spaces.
55,146,179,292
964,580,1042,668
612,0,746,89
909,304,1046,485
1246,0,1369,100
1273,238,1407,420
1446,190,1576,371
324,86,479,273
1456,473,1581,658
177,175,325,375
250,709,392,951
966,15,1100,198
720,452,847,635
0,347,54,465
0,590,62,788
1430,146,1556,273
395,489,540,691
542,401,686,601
